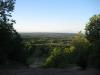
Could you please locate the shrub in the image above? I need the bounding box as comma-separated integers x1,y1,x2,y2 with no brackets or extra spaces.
43,47,69,68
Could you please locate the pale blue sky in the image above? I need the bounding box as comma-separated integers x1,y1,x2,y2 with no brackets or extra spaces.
13,0,100,33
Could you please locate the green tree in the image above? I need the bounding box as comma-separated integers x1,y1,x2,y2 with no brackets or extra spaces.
0,0,26,64
85,14,100,43
85,14,100,68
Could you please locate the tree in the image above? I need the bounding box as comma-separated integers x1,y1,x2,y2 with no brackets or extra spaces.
85,14,100,43
0,0,26,64
85,14,100,68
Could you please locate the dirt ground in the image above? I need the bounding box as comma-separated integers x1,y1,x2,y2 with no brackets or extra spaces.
0,68,100,75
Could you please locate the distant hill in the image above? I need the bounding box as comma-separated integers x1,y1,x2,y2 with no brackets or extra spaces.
20,32,76,39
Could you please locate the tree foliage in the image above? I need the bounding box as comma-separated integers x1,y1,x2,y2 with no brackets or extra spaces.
85,14,100,43
0,0,26,64
85,14,100,68
70,32,90,69
43,47,69,68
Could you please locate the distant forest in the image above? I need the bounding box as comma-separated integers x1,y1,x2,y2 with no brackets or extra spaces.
0,0,100,70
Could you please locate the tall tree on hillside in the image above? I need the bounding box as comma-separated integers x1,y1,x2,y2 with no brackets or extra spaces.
85,14,100,68
0,0,26,64
85,14,100,43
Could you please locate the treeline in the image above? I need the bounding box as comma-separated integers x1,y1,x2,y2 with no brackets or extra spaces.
0,0,100,70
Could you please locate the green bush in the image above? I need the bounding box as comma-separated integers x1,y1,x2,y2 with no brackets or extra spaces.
43,47,69,68
70,32,90,69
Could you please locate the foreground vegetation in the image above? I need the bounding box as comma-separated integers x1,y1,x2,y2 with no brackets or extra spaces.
0,0,100,71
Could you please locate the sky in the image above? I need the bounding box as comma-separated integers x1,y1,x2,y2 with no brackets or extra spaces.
13,0,100,33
